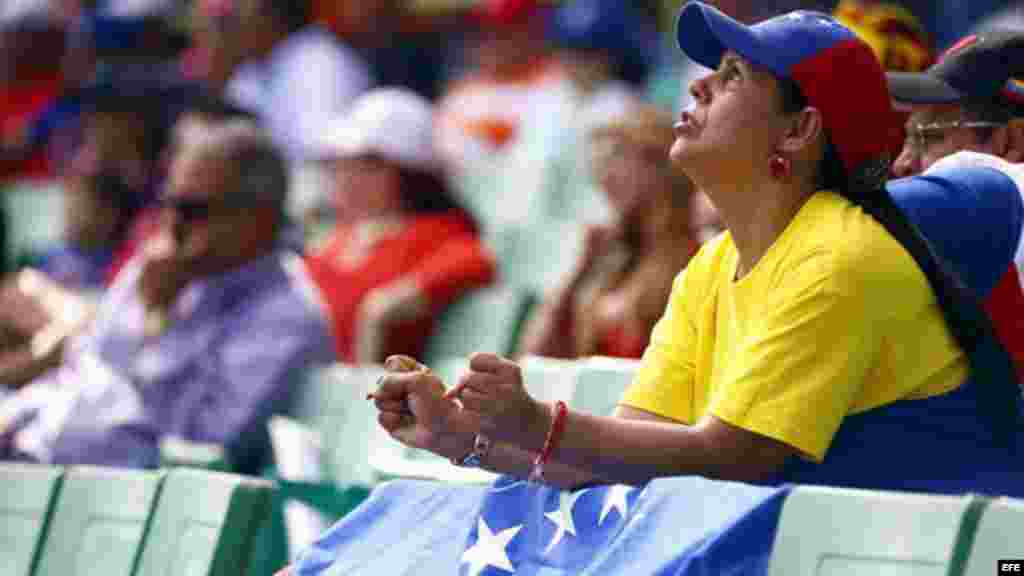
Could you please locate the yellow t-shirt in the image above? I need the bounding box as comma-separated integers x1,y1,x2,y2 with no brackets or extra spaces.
620,191,967,461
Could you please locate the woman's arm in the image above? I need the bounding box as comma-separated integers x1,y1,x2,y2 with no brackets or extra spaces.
375,361,798,489
447,406,699,490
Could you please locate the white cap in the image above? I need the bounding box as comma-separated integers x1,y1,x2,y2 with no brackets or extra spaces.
318,88,438,173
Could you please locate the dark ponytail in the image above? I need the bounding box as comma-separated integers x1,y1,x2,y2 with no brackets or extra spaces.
779,78,1022,445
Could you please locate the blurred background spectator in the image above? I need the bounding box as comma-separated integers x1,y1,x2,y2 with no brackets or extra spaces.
434,0,563,182
833,0,936,73
304,88,495,364
209,0,370,161
518,104,698,359
0,118,335,473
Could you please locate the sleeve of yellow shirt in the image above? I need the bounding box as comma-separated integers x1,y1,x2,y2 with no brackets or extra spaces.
618,258,702,423
709,249,879,462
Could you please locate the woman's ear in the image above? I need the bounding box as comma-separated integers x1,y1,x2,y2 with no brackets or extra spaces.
777,107,825,156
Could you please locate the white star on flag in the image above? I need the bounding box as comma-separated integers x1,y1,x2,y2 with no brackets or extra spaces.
461,518,523,576
598,485,636,526
543,489,589,554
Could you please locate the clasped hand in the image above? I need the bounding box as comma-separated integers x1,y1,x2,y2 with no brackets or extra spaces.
371,353,546,458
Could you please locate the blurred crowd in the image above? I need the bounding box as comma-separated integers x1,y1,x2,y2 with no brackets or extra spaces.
0,0,1019,473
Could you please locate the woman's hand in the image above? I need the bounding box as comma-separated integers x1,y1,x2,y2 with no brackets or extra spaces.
447,353,549,449
372,356,471,459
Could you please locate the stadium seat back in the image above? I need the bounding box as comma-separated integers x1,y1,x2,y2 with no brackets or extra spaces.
961,497,1024,576
0,464,63,576
311,364,387,488
429,356,470,391
3,180,65,265
486,221,585,296
423,286,533,365
768,486,984,576
520,355,579,405
571,356,640,416
34,467,163,576
134,468,274,576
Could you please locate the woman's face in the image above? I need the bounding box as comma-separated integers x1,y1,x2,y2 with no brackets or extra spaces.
589,135,660,221
327,155,404,224
669,52,789,186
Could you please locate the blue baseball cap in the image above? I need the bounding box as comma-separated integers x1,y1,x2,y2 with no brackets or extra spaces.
549,0,656,85
676,1,902,177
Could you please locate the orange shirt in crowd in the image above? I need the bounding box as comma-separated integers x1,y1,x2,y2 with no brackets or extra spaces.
304,212,496,363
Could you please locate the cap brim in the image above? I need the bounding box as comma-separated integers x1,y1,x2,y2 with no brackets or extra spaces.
887,71,965,105
676,2,765,73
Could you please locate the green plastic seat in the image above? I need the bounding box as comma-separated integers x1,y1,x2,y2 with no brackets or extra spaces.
2,180,64,266
0,464,63,576
422,286,534,366
263,366,380,569
34,466,164,576
430,356,470,391
134,468,274,576
520,355,579,405
767,485,987,576
311,364,389,488
486,221,585,297
961,497,1024,576
571,356,640,416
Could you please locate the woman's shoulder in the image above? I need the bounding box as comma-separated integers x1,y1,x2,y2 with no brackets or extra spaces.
662,233,735,303
801,192,929,294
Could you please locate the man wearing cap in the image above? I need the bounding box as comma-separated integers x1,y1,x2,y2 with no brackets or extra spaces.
887,30,1024,384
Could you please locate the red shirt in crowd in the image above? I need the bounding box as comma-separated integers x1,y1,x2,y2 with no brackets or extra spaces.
304,212,496,363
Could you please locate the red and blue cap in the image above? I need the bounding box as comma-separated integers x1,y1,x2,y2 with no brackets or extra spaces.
676,1,902,178
887,30,1024,117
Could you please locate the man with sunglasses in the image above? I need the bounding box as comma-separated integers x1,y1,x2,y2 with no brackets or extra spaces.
0,119,336,472
887,30,1024,383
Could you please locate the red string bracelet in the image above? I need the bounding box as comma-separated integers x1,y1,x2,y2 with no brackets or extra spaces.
529,400,569,484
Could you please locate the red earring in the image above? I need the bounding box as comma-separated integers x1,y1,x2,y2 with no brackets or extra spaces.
770,154,791,180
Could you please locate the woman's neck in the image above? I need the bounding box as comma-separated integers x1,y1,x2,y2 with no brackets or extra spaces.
709,179,815,279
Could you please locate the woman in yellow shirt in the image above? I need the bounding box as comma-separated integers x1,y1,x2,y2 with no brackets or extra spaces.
372,2,1023,495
